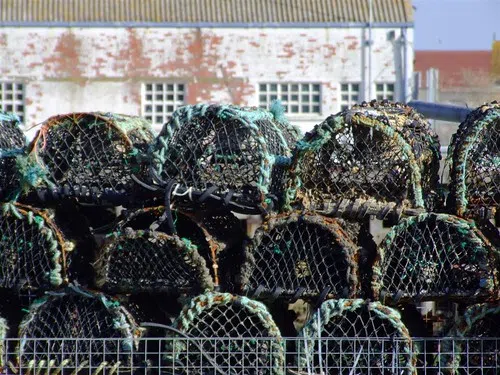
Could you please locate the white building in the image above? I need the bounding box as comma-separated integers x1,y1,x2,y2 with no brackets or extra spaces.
0,0,414,133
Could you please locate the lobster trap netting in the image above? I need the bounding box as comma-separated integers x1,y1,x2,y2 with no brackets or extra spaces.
442,303,500,374
118,206,219,282
95,228,214,294
14,287,141,373
299,299,416,374
238,212,359,300
168,292,285,375
148,103,298,211
27,112,154,201
285,100,441,217
0,203,70,292
372,213,500,304
448,101,500,219
0,111,27,201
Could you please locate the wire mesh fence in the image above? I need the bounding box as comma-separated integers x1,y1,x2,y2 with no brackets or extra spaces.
0,337,499,374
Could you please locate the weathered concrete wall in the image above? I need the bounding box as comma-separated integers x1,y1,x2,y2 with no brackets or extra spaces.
0,27,412,133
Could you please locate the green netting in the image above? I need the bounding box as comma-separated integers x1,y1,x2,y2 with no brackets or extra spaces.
448,101,500,219
148,103,298,210
299,299,416,374
372,213,500,304
27,112,154,200
0,203,71,292
167,291,285,375
238,212,359,299
442,303,500,374
15,286,141,373
285,100,441,217
94,228,214,294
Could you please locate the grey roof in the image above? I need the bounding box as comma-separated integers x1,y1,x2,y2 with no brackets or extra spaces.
0,0,414,25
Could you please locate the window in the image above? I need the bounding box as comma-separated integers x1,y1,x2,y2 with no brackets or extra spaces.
0,82,25,123
142,83,185,126
258,83,321,115
340,83,360,111
375,83,395,101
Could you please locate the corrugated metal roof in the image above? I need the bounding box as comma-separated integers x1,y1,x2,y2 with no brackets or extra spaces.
0,0,413,25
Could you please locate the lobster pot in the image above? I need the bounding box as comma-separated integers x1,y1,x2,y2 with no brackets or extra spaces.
148,103,299,211
442,304,500,375
286,101,441,217
95,229,213,294
27,112,154,202
0,317,8,369
448,102,500,219
238,213,359,300
372,213,499,304
0,203,69,292
0,111,26,200
299,299,416,375
167,292,284,375
16,288,141,374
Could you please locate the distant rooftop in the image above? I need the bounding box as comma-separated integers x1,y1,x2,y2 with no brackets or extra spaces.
0,0,414,26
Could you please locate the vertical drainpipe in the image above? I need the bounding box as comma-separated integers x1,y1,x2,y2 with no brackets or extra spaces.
401,27,408,102
368,0,373,101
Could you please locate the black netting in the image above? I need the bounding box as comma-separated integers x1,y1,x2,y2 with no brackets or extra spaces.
16,289,139,373
168,292,284,375
239,213,358,299
149,104,295,209
299,299,415,374
28,112,154,200
448,102,500,219
373,213,499,303
95,229,213,293
0,111,25,150
0,204,67,292
287,100,440,215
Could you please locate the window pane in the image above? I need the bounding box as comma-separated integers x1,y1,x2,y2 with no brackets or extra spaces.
376,94,384,100
177,94,184,101
281,94,289,101
270,95,277,101
352,83,360,91
166,105,174,112
302,105,310,113
341,83,348,91
291,105,299,113
178,84,185,91
259,94,267,102
167,94,174,100
291,94,299,101
155,83,163,90
312,84,320,92
156,94,163,100
387,83,395,91
145,105,152,112
6,93,12,100
16,105,23,112
281,84,288,92
291,84,299,91
145,83,153,91
301,94,309,102
5,105,13,111
352,95,359,101
312,105,320,113
167,84,174,91
145,116,152,121
155,116,163,124
6,83,12,90
259,84,267,91
312,95,320,103
16,83,23,91
301,84,309,92
376,83,384,91
341,94,349,101
156,105,163,112
146,94,152,100
270,84,277,91
16,93,23,100
387,94,394,100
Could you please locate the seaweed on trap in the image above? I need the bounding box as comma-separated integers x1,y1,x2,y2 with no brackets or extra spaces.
285,100,441,218
299,299,417,375
448,101,500,220
148,103,300,212
372,213,500,304
167,291,285,375
10,286,142,374
26,112,154,204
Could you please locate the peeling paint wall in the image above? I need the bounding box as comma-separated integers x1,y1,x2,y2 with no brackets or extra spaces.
0,27,413,132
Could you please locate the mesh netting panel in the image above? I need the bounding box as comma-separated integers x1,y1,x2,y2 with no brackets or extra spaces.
443,304,500,374
372,213,499,303
27,112,154,199
0,112,26,200
448,102,500,219
95,229,213,293
149,104,294,209
0,111,25,149
239,213,359,299
0,203,68,291
286,101,440,215
168,292,284,375
16,288,140,372
299,299,416,374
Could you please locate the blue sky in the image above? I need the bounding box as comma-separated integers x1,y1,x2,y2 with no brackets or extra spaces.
413,0,500,50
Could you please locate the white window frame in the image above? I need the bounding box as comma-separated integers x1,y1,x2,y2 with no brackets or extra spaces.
375,82,395,101
258,82,322,117
141,82,185,128
339,82,360,111
0,81,25,123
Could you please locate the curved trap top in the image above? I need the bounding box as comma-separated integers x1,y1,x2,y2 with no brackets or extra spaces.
299,299,416,374
286,100,441,217
15,286,141,373
27,112,154,203
148,103,298,212
442,303,500,374
0,203,70,292
238,212,359,300
372,213,500,304
169,291,284,375
95,228,214,294
448,101,500,219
